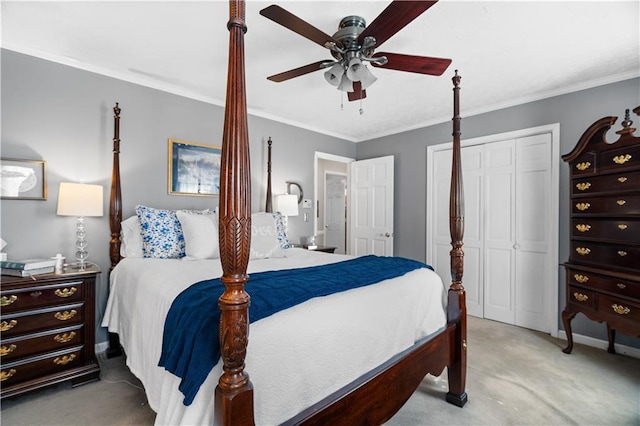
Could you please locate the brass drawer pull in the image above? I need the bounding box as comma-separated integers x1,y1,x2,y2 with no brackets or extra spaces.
611,304,630,315
617,283,626,289
576,182,591,191
0,295,17,307
54,310,77,321
576,224,591,232
576,162,591,171
618,176,627,183
54,287,77,298
54,332,77,343
0,320,17,332
1,369,16,381
53,354,76,365
576,247,591,256
618,224,628,230
613,154,632,165
574,274,589,283
576,203,591,211
573,292,589,302
617,200,626,206
0,344,17,356
617,251,627,257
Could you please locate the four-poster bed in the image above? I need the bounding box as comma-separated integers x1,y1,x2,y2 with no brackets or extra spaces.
103,1,467,424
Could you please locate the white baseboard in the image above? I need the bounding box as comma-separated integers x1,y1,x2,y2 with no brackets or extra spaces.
557,330,640,359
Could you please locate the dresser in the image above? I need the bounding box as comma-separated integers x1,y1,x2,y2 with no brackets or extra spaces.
561,107,640,354
0,265,101,398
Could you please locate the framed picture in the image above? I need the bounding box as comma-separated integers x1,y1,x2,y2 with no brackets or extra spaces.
0,158,47,200
168,139,221,196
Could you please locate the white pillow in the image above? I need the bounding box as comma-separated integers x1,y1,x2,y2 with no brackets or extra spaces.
250,212,286,259
120,216,143,258
177,210,219,260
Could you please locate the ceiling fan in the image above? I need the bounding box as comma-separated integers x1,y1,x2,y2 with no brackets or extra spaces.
259,1,452,103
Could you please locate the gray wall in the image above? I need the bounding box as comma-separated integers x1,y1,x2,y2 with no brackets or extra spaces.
0,49,355,347
356,77,640,349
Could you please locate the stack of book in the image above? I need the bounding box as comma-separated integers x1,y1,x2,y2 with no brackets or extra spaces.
1,258,57,277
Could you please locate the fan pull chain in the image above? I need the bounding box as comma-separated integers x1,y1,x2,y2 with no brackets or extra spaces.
359,98,364,115
341,91,344,111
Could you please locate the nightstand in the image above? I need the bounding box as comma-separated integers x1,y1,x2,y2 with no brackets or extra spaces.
303,245,337,254
0,264,101,398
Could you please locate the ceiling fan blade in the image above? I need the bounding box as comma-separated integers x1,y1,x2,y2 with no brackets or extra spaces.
267,60,331,83
347,81,367,102
372,52,452,76
260,5,343,49
358,1,438,48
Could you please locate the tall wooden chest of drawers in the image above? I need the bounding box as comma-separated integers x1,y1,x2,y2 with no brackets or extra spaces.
561,107,640,354
0,265,101,398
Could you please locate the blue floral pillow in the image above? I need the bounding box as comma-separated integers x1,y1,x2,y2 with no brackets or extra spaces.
136,205,185,259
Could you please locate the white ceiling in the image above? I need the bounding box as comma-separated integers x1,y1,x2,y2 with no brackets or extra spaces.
2,1,639,142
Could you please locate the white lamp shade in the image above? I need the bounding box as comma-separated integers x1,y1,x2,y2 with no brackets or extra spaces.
275,193,299,217
347,58,377,89
337,73,354,92
324,64,344,87
57,182,104,217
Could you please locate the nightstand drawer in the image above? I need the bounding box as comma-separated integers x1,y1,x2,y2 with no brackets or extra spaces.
0,281,85,314
1,303,84,338
0,346,83,387
0,325,84,362
567,286,597,310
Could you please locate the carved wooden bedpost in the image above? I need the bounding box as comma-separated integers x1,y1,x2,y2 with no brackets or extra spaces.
265,137,273,212
214,1,254,425
109,103,122,271
446,70,468,407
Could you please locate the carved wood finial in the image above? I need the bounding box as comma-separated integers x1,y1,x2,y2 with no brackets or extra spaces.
616,108,636,135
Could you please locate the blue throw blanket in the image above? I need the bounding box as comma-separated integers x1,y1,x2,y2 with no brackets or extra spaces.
158,254,432,405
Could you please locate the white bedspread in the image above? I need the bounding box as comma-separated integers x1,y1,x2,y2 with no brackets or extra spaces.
101,248,447,425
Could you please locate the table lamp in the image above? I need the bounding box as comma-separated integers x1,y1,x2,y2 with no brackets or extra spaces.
56,182,104,269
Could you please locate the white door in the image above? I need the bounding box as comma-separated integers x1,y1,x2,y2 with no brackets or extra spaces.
484,140,517,324
349,155,394,256
426,125,558,334
513,134,552,331
325,173,347,254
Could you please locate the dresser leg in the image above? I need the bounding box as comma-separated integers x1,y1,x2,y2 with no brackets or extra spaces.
561,309,576,354
606,324,616,354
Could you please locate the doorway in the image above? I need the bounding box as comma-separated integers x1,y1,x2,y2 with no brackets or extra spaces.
314,152,353,253
324,173,347,254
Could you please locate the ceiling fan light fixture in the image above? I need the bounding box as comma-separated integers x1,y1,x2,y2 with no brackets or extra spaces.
337,73,354,92
324,63,345,87
346,57,377,89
